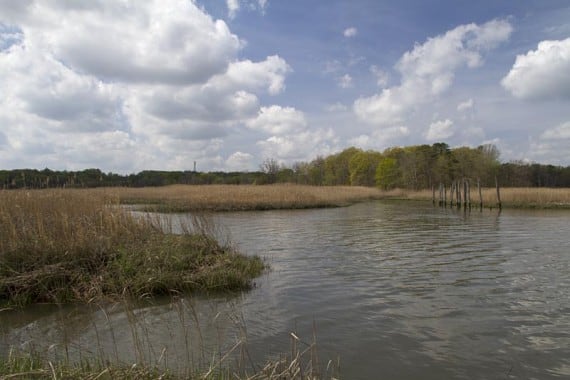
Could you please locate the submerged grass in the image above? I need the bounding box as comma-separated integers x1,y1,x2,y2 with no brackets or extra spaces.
101,184,383,212
1,338,337,380
0,189,265,307
1,298,338,379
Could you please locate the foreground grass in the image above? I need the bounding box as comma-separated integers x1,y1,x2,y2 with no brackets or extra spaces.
1,332,335,380
101,184,383,212
0,350,178,379
0,189,265,307
378,187,570,209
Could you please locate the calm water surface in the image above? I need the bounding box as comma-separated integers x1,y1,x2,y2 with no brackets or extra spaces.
1,201,569,379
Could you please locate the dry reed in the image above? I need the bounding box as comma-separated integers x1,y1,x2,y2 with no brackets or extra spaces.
382,187,570,208
0,189,265,307
97,184,383,212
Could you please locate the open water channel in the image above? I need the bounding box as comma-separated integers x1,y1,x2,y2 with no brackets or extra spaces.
1,201,569,379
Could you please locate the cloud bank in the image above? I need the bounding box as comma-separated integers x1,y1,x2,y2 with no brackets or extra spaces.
0,0,295,171
502,38,570,100
354,20,513,126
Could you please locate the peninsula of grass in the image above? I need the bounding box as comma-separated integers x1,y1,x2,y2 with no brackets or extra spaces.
99,184,570,211
0,189,265,308
104,184,384,212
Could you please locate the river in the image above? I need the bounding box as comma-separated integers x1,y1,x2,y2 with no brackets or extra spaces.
1,201,569,379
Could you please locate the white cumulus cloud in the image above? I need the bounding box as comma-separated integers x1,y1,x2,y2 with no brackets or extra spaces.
540,121,570,140
426,119,454,141
257,129,337,162
338,74,353,88
354,19,512,126
502,38,570,100
457,99,474,112
348,127,410,150
246,106,307,135
0,0,292,172
528,122,570,165
370,65,389,87
226,151,255,171
344,27,358,38
227,0,240,19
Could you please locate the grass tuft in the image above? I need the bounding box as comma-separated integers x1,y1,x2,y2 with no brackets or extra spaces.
0,189,265,307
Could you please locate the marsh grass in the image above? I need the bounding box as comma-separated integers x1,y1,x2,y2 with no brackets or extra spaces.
1,297,339,379
0,349,178,379
102,184,383,212
382,187,570,209
0,189,265,307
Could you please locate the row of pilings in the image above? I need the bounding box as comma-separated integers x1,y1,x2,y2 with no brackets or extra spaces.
432,177,502,210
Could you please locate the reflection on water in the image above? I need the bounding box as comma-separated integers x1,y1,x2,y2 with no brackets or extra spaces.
2,201,570,379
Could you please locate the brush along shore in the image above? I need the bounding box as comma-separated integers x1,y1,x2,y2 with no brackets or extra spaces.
95,184,570,211
382,187,570,209
0,190,265,307
99,184,384,212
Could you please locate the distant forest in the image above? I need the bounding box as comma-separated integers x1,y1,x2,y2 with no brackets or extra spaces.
2,143,570,189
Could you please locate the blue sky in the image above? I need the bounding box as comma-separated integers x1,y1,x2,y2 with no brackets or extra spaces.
0,0,569,172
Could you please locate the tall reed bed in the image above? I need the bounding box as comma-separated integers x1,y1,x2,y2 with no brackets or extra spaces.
102,184,383,212
0,189,264,307
386,187,570,208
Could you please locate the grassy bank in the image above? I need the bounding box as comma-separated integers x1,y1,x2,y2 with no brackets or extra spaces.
0,189,265,307
379,187,570,209
102,184,383,212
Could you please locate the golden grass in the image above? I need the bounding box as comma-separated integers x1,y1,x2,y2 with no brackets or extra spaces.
385,187,570,208
0,189,265,307
99,184,384,212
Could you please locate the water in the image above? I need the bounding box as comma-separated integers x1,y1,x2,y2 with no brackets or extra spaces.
2,201,569,379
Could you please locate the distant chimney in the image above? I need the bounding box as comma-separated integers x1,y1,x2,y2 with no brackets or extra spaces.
193,161,197,172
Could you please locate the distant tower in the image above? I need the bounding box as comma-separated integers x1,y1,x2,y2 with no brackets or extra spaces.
193,161,197,172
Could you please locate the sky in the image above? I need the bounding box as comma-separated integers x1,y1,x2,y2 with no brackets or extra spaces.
0,0,569,173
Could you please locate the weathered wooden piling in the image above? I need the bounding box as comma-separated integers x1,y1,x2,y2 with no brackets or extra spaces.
457,180,462,208
450,183,454,207
432,185,436,205
463,179,468,209
495,176,502,209
465,179,471,210
477,178,483,210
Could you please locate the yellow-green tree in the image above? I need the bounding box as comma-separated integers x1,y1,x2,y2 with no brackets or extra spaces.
375,157,400,189
349,151,382,186
323,147,361,185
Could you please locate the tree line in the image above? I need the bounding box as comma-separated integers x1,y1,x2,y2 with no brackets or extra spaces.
2,143,570,189
0,168,265,189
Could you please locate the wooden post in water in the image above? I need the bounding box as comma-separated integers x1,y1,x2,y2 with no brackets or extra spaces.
467,179,471,210
463,179,468,210
449,183,454,207
439,183,444,206
444,183,447,207
495,176,502,209
477,178,483,210
432,185,436,205
457,180,462,208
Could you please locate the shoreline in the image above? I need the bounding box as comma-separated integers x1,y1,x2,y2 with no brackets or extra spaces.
108,185,570,212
